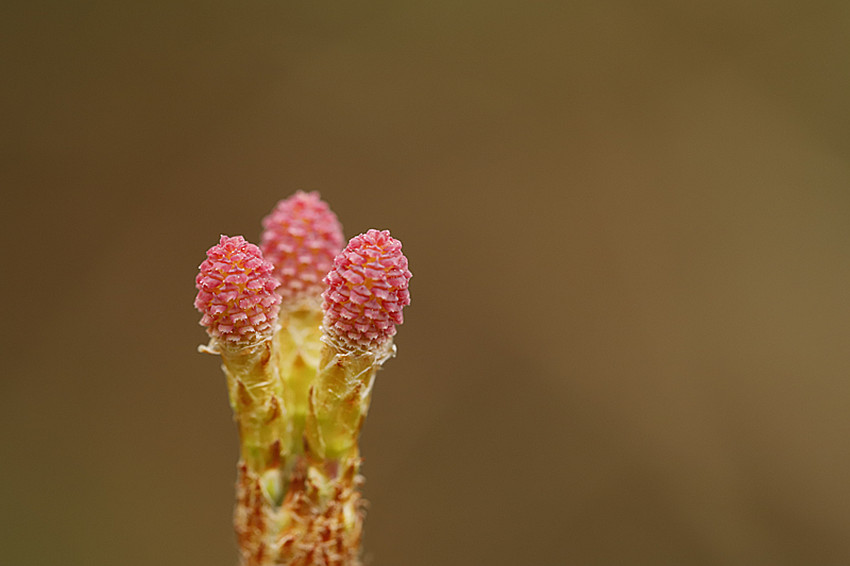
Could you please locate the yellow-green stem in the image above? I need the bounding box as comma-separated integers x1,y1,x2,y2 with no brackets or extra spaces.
305,338,392,462
274,308,324,454
218,339,290,474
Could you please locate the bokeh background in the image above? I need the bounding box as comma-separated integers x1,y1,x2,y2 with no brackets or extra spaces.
3,2,850,565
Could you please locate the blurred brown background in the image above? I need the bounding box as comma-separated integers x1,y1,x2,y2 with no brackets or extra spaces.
3,1,850,565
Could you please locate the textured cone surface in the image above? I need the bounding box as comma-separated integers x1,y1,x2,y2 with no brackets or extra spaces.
261,191,344,306
195,235,281,345
322,229,411,350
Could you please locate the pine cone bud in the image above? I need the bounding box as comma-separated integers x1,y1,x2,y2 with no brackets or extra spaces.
322,229,412,351
195,235,281,345
260,191,344,306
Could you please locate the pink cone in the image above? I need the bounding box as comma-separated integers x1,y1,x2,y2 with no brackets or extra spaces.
195,235,281,344
322,229,412,350
261,191,344,306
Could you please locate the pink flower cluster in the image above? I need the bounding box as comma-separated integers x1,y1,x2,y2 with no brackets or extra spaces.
261,191,344,306
195,235,281,344
322,229,412,350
